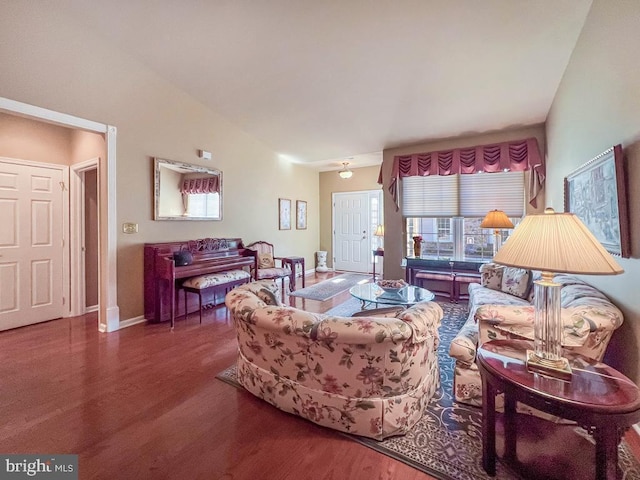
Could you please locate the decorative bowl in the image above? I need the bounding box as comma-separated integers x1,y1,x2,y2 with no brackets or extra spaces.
376,279,408,295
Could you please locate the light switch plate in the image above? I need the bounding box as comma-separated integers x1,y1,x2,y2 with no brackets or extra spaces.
122,222,138,234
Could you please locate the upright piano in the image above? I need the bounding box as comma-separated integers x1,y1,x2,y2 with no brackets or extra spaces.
144,237,256,323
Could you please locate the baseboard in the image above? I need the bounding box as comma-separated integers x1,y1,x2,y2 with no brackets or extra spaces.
118,315,146,329
85,305,99,313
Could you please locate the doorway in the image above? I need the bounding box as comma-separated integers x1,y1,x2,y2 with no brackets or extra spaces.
71,159,99,315
0,96,119,332
332,190,383,274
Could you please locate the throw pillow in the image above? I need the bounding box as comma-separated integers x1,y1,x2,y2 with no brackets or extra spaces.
501,267,532,299
480,263,503,291
258,252,275,269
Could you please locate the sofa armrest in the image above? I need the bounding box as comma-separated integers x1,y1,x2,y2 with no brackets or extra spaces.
449,313,479,365
318,301,442,345
564,300,624,332
475,304,595,348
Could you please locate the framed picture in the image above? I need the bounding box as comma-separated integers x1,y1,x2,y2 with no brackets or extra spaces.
278,198,291,230
564,144,630,257
296,200,307,230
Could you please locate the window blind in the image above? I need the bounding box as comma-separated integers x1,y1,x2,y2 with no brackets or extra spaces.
401,171,524,217
401,175,459,217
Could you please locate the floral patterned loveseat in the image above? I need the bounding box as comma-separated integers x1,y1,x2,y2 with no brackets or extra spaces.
449,263,624,407
225,280,443,440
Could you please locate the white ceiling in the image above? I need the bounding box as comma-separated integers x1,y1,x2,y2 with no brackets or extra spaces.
55,0,593,171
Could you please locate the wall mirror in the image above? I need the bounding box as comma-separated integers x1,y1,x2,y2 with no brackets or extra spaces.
154,157,222,220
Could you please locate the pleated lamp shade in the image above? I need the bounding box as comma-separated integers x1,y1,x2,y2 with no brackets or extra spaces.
494,208,623,275
480,209,514,230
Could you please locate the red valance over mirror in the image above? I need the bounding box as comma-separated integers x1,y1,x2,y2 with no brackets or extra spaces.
180,176,220,195
379,137,545,210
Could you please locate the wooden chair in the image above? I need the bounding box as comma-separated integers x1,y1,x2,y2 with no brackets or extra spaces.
245,241,292,299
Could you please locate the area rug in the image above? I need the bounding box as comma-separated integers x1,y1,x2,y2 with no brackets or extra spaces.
217,301,640,480
323,296,367,316
289,273,370,301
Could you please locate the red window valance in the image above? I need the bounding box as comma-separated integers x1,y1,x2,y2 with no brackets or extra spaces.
379,137,545,211
180,176,220,195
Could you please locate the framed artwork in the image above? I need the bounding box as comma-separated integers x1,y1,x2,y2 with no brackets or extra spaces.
278,198,291,230
296,200,307,230
564,144,630,257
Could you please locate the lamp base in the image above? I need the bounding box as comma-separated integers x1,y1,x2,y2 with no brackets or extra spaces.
525,350,572,380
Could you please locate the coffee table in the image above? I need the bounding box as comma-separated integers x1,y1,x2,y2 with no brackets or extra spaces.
349,283,434,309
477,339,640,480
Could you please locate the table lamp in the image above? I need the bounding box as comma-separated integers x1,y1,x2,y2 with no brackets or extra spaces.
493,208,623,379
480,209,514,256
374,224,384,251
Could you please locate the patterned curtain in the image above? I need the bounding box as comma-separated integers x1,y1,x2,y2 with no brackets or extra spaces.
380,137,545,210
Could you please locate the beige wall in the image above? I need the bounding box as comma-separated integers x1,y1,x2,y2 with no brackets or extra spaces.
546,0,640,382
0,3,319,321
0,112,71,164
380,125,546,280
319,166,382,269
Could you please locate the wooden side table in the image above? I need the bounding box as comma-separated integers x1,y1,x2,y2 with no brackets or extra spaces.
282,256,305,291
477,340,640,480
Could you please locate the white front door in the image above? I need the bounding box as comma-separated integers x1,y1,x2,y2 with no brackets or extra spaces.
333,191,380,273
0,160,65,330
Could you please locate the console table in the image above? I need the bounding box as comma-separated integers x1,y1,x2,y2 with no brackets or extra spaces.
372,249,384,280
477,339,640,480
405,258,482,302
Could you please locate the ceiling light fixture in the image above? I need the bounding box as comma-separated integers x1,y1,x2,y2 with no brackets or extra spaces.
338,162,353,179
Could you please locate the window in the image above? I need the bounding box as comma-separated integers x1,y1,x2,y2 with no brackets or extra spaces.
437,218,451,240
186,193,220,218
402,171,524,261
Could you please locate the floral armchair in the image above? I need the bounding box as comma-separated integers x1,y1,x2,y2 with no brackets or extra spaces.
245,240,292,299
225,280,443,440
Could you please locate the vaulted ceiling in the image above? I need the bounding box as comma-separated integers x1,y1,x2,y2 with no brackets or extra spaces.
55,0,593,170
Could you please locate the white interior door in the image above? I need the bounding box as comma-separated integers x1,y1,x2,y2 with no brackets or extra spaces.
0,160,65,330
333,191,373,273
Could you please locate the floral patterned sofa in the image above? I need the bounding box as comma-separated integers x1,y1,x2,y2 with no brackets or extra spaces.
225,280,443,440
449,263,624,407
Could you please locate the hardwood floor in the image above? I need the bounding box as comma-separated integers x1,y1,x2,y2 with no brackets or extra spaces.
0,272,434,480
1,272,637,480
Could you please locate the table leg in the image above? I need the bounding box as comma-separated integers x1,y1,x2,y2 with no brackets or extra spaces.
300,259,305,288
594,425,619,480
482,378,497,476
503,387,517,463
289,268,296,292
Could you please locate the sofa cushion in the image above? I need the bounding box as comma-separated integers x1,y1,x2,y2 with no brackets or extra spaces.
501,267,532,299
182,269,250,289
480,263,503,291
468,283,530,308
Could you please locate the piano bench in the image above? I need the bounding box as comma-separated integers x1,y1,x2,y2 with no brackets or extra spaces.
179,270,251,327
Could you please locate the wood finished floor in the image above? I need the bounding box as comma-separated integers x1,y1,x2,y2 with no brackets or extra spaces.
0,272,637,480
